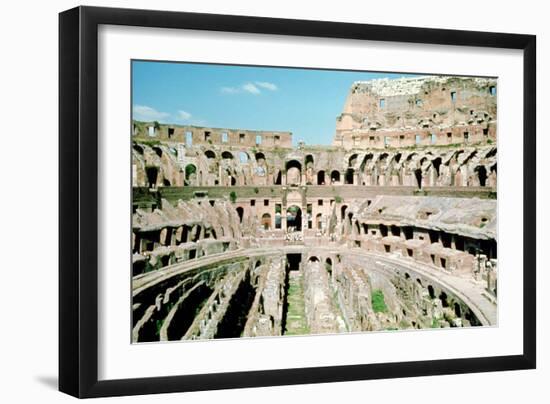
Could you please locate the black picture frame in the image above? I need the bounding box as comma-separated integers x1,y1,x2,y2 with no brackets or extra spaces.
59,5,536,398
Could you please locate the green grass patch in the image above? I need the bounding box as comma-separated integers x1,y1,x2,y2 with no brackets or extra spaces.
371,289,388,313
284,275,310,335
136,139,161,147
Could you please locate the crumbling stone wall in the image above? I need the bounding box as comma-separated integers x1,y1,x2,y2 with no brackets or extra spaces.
133,141,497,191
334,76,497,149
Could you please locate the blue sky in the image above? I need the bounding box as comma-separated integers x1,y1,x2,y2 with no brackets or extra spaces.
132,61,418,145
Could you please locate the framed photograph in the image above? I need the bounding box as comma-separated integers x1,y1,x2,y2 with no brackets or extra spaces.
59,6,536,398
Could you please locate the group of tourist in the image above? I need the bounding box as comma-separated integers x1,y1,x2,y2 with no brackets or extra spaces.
284,230,303,243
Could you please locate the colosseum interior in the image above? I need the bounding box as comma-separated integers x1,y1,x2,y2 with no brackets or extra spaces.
131,75,498,342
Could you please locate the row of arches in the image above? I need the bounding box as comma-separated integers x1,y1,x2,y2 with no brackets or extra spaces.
136,143,496,189
251,206,304,231
205,160,493,189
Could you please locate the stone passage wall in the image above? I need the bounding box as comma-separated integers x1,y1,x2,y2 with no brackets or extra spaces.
334,76,497,149
131,243,490,342
133,193,497,284
132,198,243,275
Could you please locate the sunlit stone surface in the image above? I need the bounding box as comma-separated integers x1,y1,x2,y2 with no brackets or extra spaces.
131,76,497,342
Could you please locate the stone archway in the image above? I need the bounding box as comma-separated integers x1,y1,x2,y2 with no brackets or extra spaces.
331,170,340,184
317,170,326,185
261,213,272,230
286,205,302,231
286,160,302,186
475,165,487,187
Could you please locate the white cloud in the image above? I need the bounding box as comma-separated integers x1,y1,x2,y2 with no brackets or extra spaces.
221,86,239,94
176,110,192,120
255,81,278,91
132,105,170,122
242,83,261,95
221,81,277,95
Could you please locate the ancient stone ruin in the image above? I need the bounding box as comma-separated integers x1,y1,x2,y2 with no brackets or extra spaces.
131,76,497,342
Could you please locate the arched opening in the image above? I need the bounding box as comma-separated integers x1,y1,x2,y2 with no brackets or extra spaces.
476,165,487,187
191,225,202,242
432,157,442,177
428,285,435,299
454,302,462,317
340,205,348,221
205,150,216,159
345,168,354,184
485,147,497,158
331,170,340,184
152,146,163,158
160,255,170,267
308,256,319,263
380,224,388,237
236,207,244,223
261,213,271,230
286,205,302,231
429,230,439,244
255,152,266,161
462,150,477,165
305,154,314,167
325,258,332,277
285,160,302,186
221,151,234,160
414,169,422,189
238,151,249,164
439,291,449,308
315,213,323,230
178,225,189,243
390,225,400,237
317,170,326,185
360,153,373,172
273,170,281,185
145,166,158,188
185,164,197,185
133,144,144,154
348,154,358,167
